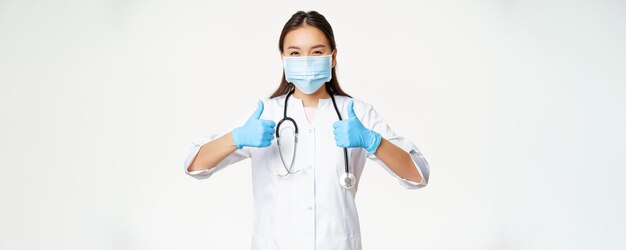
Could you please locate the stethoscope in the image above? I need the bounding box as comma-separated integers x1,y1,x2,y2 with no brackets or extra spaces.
275,85,356,189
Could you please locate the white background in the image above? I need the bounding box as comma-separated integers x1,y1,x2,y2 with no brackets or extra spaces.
1,0,625,249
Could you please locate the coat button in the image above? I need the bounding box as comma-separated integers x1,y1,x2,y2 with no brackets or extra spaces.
307,206,312,211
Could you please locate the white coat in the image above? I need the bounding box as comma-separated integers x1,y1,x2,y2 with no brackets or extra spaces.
183,94,430,250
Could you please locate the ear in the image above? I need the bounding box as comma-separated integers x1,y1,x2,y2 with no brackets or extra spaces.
332,48,338,68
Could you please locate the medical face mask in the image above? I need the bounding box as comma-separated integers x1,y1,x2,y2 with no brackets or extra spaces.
283,54,332,94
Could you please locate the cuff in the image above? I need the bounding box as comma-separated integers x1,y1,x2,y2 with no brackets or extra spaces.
399,148,429,189
365,130,382,154
183,134,220,180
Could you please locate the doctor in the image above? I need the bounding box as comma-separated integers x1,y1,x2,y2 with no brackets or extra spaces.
184,10,430,250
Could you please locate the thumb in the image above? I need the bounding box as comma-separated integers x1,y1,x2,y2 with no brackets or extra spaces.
250,100,264,120
347,99,357,119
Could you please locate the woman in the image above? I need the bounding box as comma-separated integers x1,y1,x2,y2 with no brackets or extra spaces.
183,10,430,250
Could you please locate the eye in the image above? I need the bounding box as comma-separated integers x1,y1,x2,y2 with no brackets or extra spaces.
289,51,300,56
313,51,324,55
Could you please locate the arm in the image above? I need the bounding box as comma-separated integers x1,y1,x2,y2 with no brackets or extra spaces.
187,132,238,172
186,100,275,174
373,138,422,183
333,99,429,189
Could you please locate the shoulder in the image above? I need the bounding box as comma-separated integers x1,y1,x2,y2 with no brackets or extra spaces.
333,95,378,121
269,93,288,102
266,94,288,108
337,95,374,113
351,97,374,111
259,94,289,109
237,95,286,121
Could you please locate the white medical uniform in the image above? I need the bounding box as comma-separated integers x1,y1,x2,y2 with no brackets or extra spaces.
183,94,430,250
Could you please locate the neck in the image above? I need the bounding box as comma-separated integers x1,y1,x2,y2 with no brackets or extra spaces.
293,86,331,108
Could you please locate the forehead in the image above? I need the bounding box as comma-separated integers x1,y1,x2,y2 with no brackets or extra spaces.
283,25,329,49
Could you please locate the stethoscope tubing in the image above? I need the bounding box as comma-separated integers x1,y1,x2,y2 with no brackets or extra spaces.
275,85,350,178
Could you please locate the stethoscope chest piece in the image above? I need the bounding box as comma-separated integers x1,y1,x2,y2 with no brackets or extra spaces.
340,172,356,189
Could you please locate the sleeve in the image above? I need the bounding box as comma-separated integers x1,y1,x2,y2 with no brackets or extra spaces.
183,130,251,180
182,101,259,180
359,102,430,189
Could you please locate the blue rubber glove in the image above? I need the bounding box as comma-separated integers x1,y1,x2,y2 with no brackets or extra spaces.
332,100,382,154
231,100,276,149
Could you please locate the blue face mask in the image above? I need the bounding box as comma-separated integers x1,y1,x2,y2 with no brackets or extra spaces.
283,54,333,94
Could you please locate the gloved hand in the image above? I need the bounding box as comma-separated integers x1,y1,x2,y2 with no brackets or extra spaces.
332,100,382,154
231,100,276,149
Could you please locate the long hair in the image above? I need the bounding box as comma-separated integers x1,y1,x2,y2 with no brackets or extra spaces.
270,10,351,99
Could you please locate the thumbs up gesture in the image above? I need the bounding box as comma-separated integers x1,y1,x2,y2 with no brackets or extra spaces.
332,100,382,154
231,100,276,149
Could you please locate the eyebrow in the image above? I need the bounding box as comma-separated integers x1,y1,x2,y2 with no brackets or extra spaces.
286,44,327,50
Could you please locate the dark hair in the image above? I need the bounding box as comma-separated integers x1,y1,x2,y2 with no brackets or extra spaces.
270,10,351,99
